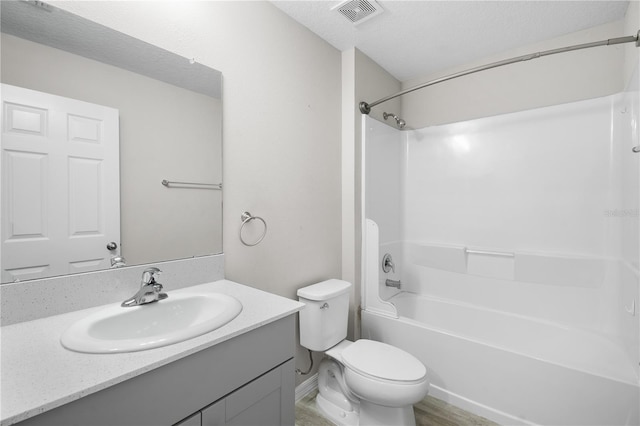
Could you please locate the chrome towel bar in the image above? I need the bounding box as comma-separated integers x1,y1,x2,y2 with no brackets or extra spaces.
161,179,222,190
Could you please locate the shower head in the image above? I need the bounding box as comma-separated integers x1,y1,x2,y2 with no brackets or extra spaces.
383,112,406,129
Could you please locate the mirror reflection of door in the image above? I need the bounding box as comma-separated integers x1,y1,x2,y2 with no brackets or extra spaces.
1,83,120,282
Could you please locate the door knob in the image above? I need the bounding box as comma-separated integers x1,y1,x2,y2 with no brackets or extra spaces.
106,242,118,251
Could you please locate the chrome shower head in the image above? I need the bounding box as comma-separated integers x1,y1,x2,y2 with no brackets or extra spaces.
383,112,406,129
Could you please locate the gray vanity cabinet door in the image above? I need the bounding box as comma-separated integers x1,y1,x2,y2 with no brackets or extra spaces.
225,365,281,425
201,399,225,426
174,412,201,426
227,391,280,426
201,359,295,426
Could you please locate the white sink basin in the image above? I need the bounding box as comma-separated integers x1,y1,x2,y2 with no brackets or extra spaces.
61,292,242,353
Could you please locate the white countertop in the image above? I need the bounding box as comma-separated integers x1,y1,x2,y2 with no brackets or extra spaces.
0,280,304,426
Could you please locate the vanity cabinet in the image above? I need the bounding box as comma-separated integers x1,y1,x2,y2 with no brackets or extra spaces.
175,359,292,426
16,316,296,426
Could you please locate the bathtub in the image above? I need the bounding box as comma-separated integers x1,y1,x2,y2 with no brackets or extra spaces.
361,292,640,426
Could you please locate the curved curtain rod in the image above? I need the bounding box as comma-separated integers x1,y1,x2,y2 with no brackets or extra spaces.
359,31,640,115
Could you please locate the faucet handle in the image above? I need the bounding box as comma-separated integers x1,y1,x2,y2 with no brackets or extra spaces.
141,267,162,286
382,253,395,273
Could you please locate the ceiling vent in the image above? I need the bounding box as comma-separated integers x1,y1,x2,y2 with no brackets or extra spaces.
333,0,384,26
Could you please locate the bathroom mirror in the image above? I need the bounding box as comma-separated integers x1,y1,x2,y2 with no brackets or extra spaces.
0,1,222,283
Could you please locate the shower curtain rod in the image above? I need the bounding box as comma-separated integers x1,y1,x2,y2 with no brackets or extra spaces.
359,31,640,115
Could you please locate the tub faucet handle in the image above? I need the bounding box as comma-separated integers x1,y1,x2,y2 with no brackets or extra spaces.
382,253,395,273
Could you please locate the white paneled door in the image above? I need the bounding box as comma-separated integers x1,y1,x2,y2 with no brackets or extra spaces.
1,84,120,282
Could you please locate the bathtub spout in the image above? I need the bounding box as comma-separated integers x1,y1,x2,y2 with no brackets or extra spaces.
385,279,401,289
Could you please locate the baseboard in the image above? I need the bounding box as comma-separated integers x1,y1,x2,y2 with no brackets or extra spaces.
295,373,319,402
429,385,540,426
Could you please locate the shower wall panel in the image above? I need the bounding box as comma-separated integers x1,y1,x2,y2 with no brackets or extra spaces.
400,93,640,379
404,97,614,255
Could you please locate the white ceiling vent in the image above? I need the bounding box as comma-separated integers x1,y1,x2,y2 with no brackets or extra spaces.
333,0,384,26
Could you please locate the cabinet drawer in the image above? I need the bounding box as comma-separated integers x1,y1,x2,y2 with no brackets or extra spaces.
201,399,224,426
201,359,295,426
226,366,281,420
227,390,280,426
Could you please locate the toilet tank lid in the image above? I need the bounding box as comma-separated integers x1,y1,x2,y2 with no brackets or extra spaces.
297,279,351,301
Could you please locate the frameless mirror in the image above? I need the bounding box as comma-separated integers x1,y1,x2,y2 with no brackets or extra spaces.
0,1,223,283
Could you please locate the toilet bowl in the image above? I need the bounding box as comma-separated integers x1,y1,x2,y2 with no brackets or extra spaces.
320,339,429,426
297,280,429,426
340,339,429,407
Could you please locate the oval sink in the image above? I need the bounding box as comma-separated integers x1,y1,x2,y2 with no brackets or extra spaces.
61,292,242,353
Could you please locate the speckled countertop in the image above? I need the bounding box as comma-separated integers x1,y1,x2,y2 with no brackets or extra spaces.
0,280,304,426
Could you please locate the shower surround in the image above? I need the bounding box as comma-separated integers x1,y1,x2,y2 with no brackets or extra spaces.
361,90,640,425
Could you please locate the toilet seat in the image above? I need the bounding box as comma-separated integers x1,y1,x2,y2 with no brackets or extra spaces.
340,339,427,384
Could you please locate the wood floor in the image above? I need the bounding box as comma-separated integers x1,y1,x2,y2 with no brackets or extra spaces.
295,390,499,426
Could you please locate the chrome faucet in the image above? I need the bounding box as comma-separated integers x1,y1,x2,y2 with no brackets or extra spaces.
110,255,127,268
121,267,168,307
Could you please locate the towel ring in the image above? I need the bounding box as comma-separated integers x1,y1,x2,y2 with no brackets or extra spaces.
240,211,267,246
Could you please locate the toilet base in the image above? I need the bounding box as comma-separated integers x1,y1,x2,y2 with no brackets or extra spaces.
316,392,359,426
315,358,420,426
316,393,418,426
316,359,360,426
359,400,416,426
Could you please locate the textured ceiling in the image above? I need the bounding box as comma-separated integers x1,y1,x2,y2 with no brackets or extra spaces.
271,0,630,82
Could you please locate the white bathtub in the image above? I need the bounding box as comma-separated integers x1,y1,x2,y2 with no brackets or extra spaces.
361,292,640,426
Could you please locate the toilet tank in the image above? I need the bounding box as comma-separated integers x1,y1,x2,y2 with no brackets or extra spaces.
297,279,351,351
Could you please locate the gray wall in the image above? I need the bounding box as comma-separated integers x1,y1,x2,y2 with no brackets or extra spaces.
341,48,401,346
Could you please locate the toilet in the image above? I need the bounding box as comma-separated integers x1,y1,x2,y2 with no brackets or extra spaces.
297,279,429,426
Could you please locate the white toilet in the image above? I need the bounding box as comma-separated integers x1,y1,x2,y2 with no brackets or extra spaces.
297,279,429,426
